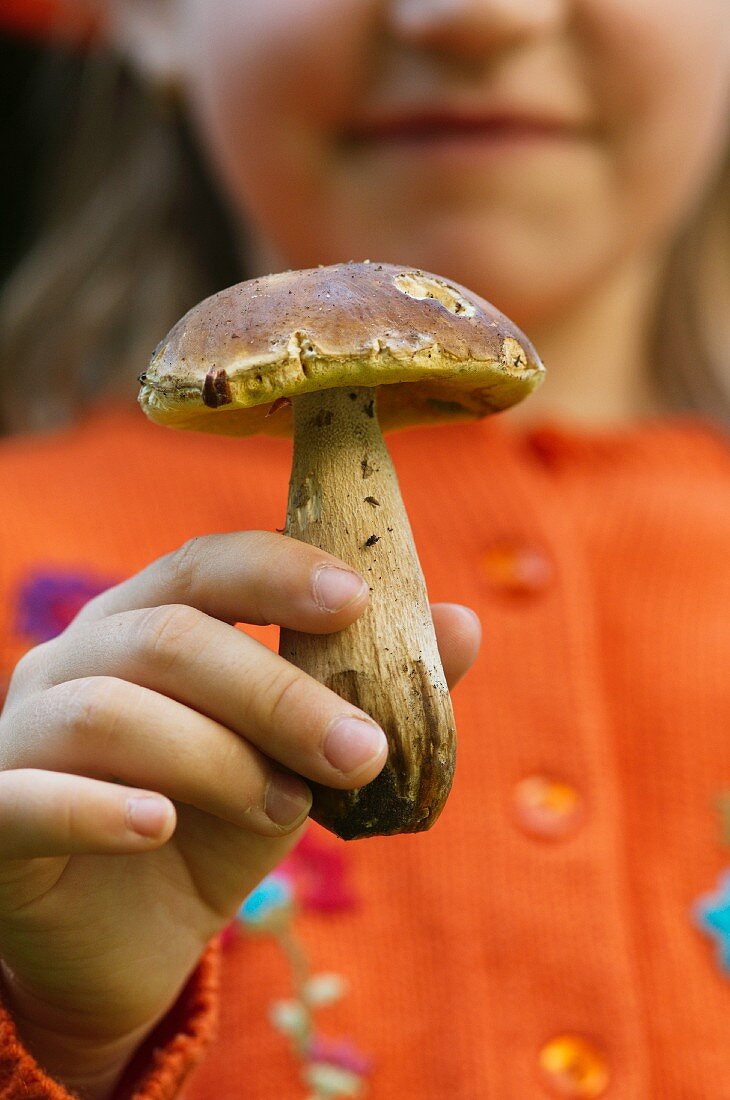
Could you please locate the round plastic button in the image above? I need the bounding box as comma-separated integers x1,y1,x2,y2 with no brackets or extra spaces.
538,1034,609,1097
513,776,583,841
482,542,553,595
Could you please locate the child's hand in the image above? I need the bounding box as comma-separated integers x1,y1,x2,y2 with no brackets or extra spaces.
0,531,480,1097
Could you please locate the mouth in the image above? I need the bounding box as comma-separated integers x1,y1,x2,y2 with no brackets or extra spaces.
342,110,586,148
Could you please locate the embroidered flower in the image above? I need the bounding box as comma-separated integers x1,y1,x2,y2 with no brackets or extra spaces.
302,974,347,1007
225,825,372,1097
218,921,239,951
237,871,294,933
266,976,373,1099
308,1034,373,1076
15,568,117,642
304,1062,364,1097
694,870,730,972
278,827,358,913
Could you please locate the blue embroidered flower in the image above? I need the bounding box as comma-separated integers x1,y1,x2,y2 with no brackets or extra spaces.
15,568,117,642
238,871,293,930
694,871,730,971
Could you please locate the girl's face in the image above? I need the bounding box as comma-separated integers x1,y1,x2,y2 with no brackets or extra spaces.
169,0,728,326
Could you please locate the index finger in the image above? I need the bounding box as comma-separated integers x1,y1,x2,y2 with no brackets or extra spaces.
69,531,370,634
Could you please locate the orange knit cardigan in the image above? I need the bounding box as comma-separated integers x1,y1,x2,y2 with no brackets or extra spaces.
0,403,729,1099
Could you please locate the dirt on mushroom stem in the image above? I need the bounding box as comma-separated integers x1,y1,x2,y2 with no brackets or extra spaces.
279,385,456,840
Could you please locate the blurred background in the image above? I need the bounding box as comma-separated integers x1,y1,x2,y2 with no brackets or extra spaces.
1,2,728,438
0,6,242,436
1,29,47,285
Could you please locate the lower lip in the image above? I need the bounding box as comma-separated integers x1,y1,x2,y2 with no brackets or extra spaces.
346,127,583,161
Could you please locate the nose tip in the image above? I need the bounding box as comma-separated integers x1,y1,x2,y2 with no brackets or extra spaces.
388,0,566,58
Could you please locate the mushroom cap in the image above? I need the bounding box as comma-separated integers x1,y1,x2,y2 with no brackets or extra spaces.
138,262,545,436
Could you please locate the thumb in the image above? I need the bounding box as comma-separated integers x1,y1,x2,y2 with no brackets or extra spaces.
430,603,482,690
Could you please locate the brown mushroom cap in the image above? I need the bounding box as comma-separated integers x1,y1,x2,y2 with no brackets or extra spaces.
138,261,545,436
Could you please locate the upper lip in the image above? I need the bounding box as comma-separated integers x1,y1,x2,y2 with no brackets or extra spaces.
343,105,590,143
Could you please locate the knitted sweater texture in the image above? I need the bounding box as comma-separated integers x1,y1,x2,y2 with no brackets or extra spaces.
0,404,728,1098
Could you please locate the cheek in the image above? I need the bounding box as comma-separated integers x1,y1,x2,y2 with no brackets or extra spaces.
311,144,622,324
179,0,373,233
177,0,728,326
584,0,729,239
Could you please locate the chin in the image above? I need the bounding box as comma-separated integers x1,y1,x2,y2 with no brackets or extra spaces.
294,221,605,333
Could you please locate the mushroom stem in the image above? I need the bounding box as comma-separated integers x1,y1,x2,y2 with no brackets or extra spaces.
279,386,456,840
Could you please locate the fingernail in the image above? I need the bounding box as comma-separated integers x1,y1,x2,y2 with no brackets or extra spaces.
265,773,312,828
324,716,388,775
313,565,368,613
126,796,173,838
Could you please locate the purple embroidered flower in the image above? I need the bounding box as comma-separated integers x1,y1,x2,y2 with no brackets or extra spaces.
15,568,118,642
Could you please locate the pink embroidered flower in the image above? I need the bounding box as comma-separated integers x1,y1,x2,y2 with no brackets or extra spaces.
221,827,359,945
308,1033,373,1076
279,826,359,913
218,922,239,950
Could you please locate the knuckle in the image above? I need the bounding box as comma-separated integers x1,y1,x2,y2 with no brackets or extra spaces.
160,537,204,598
219,739,258,801
242,529,279,557
134,603,202,667
7,640,56,694
261,664,309,729
56,676,122,740
59,791,81,846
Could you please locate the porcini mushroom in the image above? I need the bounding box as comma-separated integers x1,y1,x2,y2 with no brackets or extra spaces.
138,262,544,840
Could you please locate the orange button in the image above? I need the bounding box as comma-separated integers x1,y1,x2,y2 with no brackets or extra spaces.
539,1034,609,1097
513,776,583,840
482,543,553,595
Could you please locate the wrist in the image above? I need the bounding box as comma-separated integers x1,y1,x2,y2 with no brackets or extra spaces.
0,965,155,1099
